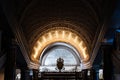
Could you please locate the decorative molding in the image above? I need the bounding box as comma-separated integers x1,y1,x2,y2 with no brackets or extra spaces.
80,61,92,70
30,22,90,47
90,21,107,65
32,28,90,63
15,27,31,64
40,42,81,66
28,61,40,70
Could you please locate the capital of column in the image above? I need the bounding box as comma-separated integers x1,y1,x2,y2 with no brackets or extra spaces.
80,61,92,70
28,61,40,70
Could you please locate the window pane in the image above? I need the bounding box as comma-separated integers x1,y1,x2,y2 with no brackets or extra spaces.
44,48,77,66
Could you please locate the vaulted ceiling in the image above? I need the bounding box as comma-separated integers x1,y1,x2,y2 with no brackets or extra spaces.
0,0,116,65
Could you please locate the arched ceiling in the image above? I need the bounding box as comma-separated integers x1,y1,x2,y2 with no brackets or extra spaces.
18,0,111,55
20,0,100,52
0,0,116,65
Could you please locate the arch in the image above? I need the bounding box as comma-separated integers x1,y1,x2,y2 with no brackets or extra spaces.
31,27,89,63
39,42,82,72
40,42,81,66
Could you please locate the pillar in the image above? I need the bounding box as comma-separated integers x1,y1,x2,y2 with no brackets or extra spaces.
81,69,88,80
21,68,32,80
96,70,99,80
101,45,112,80
114,29,120,50
88,68,95,80
28,62,40,80
33,69,39,80
0,30,1,52
4,39,16,80
112,30,120,80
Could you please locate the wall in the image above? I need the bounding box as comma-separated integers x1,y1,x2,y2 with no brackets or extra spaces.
0,70,4,80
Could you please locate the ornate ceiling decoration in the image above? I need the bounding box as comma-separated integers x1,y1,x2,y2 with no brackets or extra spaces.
31,27,89,63
19,0,100,51
0,0,115,68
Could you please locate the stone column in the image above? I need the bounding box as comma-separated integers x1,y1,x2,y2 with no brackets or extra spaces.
0,31,1,52
112,30,120,80
21,68,32,80
101,45,112,80
87,68,95,80
81,69,88,80
96,70,99,80
114,30,120,50
4,39,16,80
28,62,40,80
81,68,95,80
33,69,39,80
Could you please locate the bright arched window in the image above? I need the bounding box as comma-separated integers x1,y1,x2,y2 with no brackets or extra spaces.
40,42,81,72
44,47,78,66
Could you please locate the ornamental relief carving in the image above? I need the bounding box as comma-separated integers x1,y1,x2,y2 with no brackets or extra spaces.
29,22,89,47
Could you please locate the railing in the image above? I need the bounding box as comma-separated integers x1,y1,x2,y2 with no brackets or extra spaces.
40,72,82,79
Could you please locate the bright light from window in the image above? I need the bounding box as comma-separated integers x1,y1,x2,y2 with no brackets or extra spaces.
44,48,77,66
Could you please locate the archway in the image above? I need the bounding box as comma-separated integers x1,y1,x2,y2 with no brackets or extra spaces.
31,27,89,64
39,42,81,72
30,26,91,79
